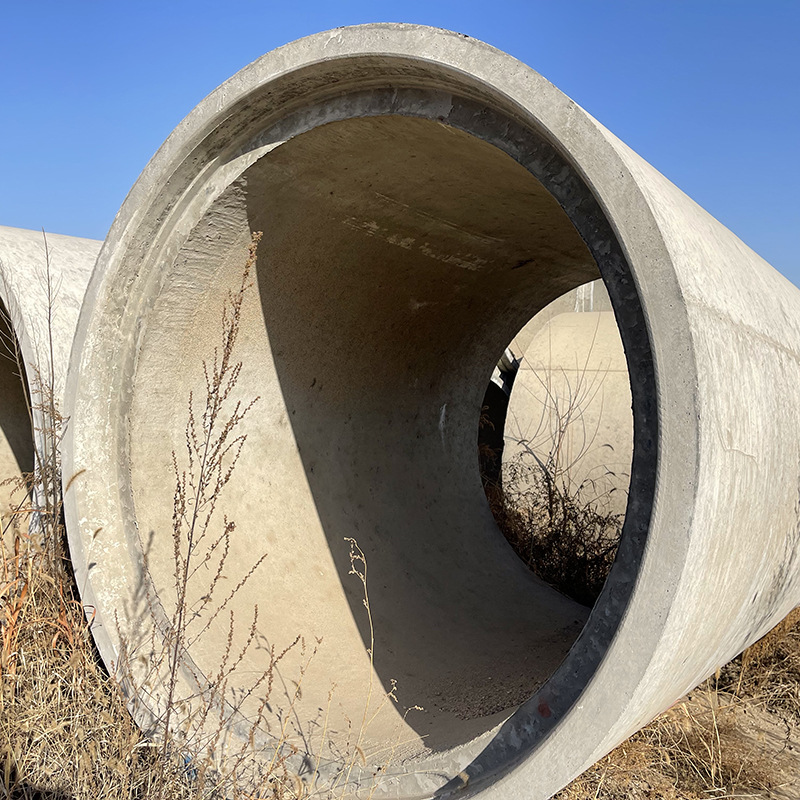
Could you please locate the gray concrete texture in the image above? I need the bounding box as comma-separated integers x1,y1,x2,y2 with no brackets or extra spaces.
0,226,99,531
59,24,800,800
504,280,632,519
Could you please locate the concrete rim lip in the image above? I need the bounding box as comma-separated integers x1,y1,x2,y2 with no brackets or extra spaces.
63,24,698,799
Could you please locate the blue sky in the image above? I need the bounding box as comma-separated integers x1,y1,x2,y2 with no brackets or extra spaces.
2,1,798,284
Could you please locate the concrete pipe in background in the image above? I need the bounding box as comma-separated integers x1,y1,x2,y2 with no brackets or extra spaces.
502,280,632,519
0,226,100,529
62,25,800,800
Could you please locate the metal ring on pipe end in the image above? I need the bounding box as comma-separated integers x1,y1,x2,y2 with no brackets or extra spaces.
62,25,800,799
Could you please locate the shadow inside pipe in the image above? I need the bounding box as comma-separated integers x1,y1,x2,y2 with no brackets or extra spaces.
0,298,35,531
248,113,599,752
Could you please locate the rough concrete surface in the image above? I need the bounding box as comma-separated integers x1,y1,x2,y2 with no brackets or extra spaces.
60,24,800,800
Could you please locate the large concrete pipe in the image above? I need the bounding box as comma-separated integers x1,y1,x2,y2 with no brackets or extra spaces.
0,226,100,530
503,280,632,519
62,25,800,800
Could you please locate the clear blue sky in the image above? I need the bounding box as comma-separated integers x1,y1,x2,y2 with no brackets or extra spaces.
2,1,798,284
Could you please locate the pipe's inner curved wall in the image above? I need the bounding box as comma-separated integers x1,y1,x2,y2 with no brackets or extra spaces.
0,300,33,535
127,114,613,760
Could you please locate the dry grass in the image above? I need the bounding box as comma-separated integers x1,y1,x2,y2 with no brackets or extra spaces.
556,697,773,799
1,531,196,799
720,607,800,724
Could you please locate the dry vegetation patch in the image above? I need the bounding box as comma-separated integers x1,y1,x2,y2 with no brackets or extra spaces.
1,536,194,799
485,458,621,607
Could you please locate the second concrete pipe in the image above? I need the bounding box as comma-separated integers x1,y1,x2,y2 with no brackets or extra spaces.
0,226,99,534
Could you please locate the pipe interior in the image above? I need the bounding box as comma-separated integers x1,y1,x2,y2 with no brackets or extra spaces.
0,300,33,535
127,114,618,761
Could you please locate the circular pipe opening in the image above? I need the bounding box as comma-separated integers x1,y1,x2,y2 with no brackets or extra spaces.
131,111,604,755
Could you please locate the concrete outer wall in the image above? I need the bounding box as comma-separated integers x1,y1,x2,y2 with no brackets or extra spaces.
0,226,100,519
61,24,800,800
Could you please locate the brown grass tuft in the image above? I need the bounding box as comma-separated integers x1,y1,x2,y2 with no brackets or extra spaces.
0,530,196,799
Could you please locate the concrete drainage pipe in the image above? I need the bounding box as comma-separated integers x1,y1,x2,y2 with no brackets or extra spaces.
62,25,800,800
502,280,633,521
0,226,99,529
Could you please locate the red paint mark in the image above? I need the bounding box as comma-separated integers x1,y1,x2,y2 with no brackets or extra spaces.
538,701,552,718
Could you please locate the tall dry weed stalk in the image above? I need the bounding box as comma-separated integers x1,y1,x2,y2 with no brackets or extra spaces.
125,231,265,793
111,231,321,799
